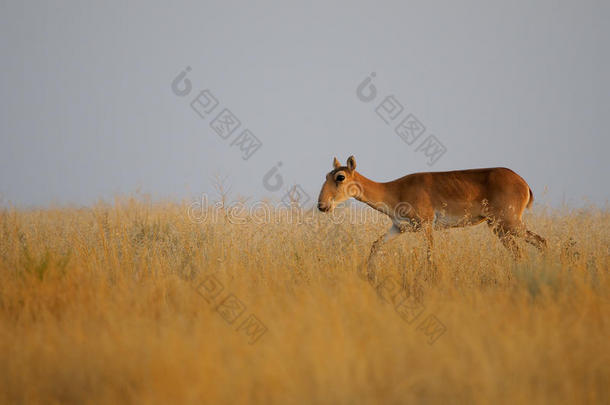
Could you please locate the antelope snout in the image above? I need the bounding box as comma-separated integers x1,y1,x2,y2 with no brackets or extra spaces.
317,201,330,212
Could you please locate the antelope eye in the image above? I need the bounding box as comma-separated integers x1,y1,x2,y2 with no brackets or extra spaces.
336,174,345,182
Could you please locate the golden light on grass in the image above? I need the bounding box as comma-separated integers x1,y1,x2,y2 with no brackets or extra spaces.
0,198,608,404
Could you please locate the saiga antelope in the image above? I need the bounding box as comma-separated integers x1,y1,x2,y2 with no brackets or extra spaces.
317,156,546,277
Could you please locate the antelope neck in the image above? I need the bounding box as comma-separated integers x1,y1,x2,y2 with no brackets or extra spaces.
352,171,391,213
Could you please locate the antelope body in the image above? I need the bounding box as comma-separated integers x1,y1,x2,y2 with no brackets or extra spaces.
317,156,546,273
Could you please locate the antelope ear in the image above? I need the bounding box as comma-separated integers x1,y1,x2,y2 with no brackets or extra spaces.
346,155,356,171
333,157,341,169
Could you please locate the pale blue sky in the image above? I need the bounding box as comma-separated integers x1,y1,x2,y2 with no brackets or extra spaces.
1,0,608,207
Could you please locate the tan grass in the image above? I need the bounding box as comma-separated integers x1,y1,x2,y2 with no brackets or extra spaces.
0,198,608,404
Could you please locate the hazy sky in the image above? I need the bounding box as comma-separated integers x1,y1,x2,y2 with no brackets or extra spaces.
1,0,608,208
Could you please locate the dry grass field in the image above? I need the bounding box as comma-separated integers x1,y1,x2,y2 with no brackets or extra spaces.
0,197,608,404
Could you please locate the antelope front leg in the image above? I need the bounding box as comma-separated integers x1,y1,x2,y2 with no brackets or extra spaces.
366,225,402,283
423,224,434,265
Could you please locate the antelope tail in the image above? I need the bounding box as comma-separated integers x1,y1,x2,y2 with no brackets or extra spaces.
527,187,534,209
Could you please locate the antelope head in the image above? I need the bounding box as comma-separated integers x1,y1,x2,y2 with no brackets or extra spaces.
317,155,361,212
